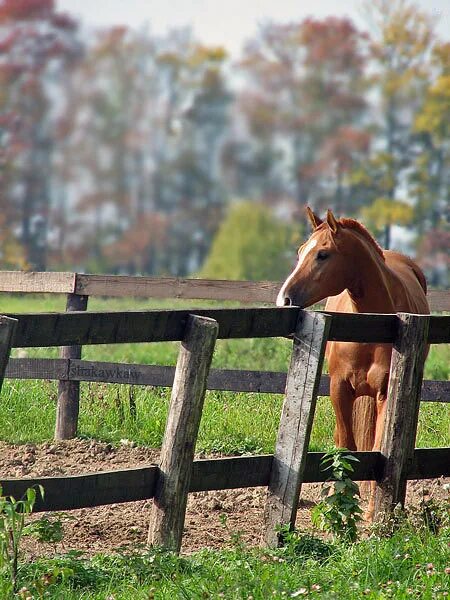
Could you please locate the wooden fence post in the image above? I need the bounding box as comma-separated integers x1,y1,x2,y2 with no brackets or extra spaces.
373,313,430,520
263,311,331,547
55,292,89,440
0,316,17,394
148,314,218,552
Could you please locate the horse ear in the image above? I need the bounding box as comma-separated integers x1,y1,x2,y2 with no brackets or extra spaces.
326,209,340,234
306,206,323,230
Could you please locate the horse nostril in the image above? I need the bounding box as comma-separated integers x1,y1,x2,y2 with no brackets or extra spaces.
284,297,292,306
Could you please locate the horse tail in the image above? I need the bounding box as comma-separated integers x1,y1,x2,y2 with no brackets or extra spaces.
352,395,376,451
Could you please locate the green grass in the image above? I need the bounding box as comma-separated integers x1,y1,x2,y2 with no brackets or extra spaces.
2,379,447,452
4,521,449,599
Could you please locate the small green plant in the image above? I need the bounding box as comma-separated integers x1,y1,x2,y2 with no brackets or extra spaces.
25,512,73,546
0,484,44,596
276,525,335,561
219,513,246,550
311,448,362,542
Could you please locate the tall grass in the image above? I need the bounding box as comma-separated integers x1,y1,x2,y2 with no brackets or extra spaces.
12,522,450,599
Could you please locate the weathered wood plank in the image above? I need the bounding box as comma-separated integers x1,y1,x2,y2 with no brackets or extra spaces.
148,315,218,552
0,316,17,395
190,451,384,492
8,307,300,347
408,448,450,479
427,315,450,344
4,357,448,402
0,271,75,293
75,273,279,303
326,312,399,343
0,466,158,511
55,294,89,440
421,379,450,402
190,455,273,491
68,359,170,386
0,271,447,311
0,452,384,513
6,358,68,380
7,310,443,348
427,289,450,312
0,448,446,513
328,313,446,343
264,312,331,547
374,313,430,520
71,275,450,313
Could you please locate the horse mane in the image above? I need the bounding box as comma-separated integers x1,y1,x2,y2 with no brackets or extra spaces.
339,218,385,261
386,250,428,294
336,218,428,293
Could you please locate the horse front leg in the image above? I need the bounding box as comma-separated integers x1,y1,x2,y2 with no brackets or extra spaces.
330,377,356,451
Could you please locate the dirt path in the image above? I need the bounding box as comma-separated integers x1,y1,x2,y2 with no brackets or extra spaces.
0,440,447,558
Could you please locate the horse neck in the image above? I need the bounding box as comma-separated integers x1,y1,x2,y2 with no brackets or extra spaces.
345,235,396,314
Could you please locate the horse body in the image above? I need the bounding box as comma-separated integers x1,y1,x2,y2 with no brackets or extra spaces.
325,249,429,451
277,209,429,456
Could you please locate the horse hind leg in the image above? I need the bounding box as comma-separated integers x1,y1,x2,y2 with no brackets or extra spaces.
352,395,376,508
365,392,388,521
352,395,376,451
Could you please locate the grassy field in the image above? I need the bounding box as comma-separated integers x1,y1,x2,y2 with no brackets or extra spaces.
5,519,450,599
0,294,449,599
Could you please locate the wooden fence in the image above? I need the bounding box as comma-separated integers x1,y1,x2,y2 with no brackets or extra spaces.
1,271,449,439
1,270,449,308
0,306,449,550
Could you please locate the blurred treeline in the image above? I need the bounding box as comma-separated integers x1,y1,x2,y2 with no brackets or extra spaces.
0,0,448,285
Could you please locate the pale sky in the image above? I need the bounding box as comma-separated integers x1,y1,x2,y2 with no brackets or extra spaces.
57,0,450,55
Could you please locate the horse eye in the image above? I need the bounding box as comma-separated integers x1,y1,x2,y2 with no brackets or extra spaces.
317,250,330,261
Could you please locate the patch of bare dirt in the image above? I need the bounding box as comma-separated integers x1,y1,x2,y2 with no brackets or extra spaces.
0,440,447,558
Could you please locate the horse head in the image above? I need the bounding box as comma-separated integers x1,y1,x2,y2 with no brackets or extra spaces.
276,207,352,308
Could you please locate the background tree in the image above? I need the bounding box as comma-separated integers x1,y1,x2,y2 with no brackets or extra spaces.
0,0,81,269
363,0,435,247
153,38,232,275
60,28,231,275
235,17,370,213
411,41,450,285
58,26,158,272
199,201,300,281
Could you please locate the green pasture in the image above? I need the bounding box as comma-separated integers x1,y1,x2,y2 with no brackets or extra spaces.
0,294,448,451
5,521,450,599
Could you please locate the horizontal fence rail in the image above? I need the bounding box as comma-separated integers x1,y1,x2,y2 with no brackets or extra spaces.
0,271,76,294
1,449,449,513
0,271,448,311
5,309,450,347
4,358,450,402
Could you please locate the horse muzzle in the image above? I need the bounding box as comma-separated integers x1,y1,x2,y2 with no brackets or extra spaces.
276,288,306,308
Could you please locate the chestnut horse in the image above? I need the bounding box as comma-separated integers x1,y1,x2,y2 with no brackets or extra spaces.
277,208,429,462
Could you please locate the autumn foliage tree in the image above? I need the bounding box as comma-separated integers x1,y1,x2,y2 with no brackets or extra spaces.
235,17,370,213
411,41,450,283
361,0,435,247
60,28,231,275
0,0,81,269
